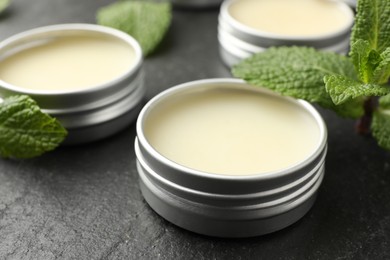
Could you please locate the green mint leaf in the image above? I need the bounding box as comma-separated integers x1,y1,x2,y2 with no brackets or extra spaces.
351,0,390,53
0,95,67,159
96,1,171,56
324,74,390,105
232,46,363,118
372,47,390,84
350,39,382,83
372,108,390,150
0,0,9,13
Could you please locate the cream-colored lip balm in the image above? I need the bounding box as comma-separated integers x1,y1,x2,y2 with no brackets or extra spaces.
228,0,352,37
144,84,320,175
0,35,135,92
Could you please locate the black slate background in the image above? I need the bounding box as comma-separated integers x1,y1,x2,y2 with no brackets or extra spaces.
0,0,390,259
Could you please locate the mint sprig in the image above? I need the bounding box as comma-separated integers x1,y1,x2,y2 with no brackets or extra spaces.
0,95,67,159
96,1,171,56
233,0,390,150
232,46,364,118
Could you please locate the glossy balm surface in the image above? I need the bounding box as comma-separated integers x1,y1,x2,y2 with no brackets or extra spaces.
229,0,351,36
0,35,135,91
144,88,320,176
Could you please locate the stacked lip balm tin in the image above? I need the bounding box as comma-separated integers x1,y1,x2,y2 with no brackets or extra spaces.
218,0,354,67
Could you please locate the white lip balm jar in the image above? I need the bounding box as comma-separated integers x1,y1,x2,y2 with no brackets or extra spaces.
219,0,355,67
0,24,144,144
135,78,327,237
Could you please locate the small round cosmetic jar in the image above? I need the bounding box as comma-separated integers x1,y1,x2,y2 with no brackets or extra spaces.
218,0,354,67
0,24,144,144
135,78,327,237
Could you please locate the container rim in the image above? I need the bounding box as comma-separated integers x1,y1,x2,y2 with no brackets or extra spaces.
0,23,143,95
136,78,328,181
220,0,354,41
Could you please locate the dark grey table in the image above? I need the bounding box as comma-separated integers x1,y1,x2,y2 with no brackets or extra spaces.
0,0,389,259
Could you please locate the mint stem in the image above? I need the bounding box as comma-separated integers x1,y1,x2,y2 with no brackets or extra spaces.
356,97,375,135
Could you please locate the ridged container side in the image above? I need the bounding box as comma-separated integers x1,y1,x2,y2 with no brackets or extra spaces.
48,75,144,128
138,159,324,237
136,138,326,207
218,32,350,67
64,101,144,145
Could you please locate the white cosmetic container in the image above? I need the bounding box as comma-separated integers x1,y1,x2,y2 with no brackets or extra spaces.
0,24,144,144
135,79,327,237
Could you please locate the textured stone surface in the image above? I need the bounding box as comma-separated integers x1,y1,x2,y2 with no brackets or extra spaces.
0,0,390,259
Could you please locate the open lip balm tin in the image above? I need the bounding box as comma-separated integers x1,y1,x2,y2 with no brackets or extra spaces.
135,78,327,237
0,24,144,144
218,0,355,67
